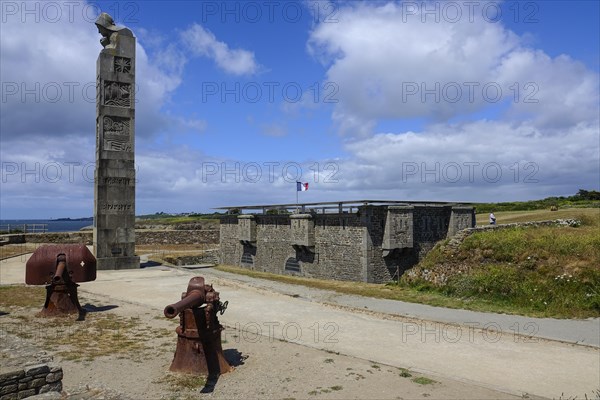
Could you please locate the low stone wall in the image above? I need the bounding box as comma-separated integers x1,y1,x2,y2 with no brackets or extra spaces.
136,230,218,245
0,235,24,245
0,364,62,399
135,220,219,231
0,230,219,246
162,249,219,266
24,232,92,244
404,219,581,285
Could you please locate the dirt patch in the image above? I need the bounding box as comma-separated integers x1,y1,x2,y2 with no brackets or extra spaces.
0,286,525,399
0,243,43,260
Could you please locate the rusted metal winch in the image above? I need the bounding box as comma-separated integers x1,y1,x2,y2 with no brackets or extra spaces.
164,276,232,376
25,244,96,318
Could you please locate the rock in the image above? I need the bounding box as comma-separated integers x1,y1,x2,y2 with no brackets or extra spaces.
48,366,61,374
0,392,18,400
16,389,35,399
24,365,49,377
38,382,61,394
0,384,17,396
44,371,62,384
0,371,24,384
29,378,46,389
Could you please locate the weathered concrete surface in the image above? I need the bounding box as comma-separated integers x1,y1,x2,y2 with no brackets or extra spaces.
93,12,138,270
1,256,598,399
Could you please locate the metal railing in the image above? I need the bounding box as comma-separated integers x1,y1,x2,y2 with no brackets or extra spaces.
0,224,48,234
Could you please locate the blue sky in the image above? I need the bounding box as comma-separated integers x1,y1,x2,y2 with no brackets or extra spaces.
1,0,599,218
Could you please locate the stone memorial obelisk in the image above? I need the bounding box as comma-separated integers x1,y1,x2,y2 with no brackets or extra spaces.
93,13,139,270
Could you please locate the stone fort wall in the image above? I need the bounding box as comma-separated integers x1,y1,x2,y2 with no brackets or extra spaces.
220,213,366,281
1,230,218,246
219,204,474,283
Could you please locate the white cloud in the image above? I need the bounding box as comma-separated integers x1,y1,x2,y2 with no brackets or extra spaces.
0,12,98,139
307,1,599,136
0,5,184,143
5,115,596,218
260,122,288,137
0,2,196,218
1,1,597,218
296,1,600,201
111,117,600,209
339,120,599,192
496,51,599,129
181,24,259,75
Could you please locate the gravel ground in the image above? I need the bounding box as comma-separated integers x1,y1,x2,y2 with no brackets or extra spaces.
0,290,529,400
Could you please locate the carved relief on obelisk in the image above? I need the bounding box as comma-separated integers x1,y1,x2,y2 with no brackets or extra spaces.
93,12,139,270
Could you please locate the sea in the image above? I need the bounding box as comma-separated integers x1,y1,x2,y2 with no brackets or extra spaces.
0,219,92,233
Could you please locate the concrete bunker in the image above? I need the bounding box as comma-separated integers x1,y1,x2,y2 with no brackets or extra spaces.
218,200,475,283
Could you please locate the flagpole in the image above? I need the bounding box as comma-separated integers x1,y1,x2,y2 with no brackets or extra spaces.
296,183,299,214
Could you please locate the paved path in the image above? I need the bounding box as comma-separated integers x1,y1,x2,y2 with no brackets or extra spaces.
1,257,599,399
199,267,600,348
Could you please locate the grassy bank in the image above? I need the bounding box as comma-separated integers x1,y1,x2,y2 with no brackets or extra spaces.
216,264,521,313
405,209,600,318
471,190,599,214
475,207,599,225
218,207,599,318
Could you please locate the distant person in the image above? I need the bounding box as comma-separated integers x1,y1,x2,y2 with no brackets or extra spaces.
489,212,496,225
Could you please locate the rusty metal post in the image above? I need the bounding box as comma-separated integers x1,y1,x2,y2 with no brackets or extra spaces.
26,244,96,318
164,276,232,376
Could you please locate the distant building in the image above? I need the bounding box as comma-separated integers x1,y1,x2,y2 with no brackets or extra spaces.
218,200,475,283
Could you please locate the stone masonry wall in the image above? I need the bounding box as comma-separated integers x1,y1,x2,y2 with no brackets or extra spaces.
135,230,218,245
0,364,62,399
219,213,366,281
163,249,219,266
309,214,364,281
218,205,474,284
219,216,242,267
253,216,292,275
0,230,218,246
362,206,391,283
365,206,455,283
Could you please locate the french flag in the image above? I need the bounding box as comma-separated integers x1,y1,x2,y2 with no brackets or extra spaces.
296,182,309,191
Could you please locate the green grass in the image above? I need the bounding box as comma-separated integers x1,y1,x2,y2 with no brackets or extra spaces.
471,191,600,214
475,207,599,226
216,264,556,316
0,285,46,308
216,264,493,309
412,377,437,385
398,368,412,378
405,209,600,318
156,373,207,390
0,285,171,361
